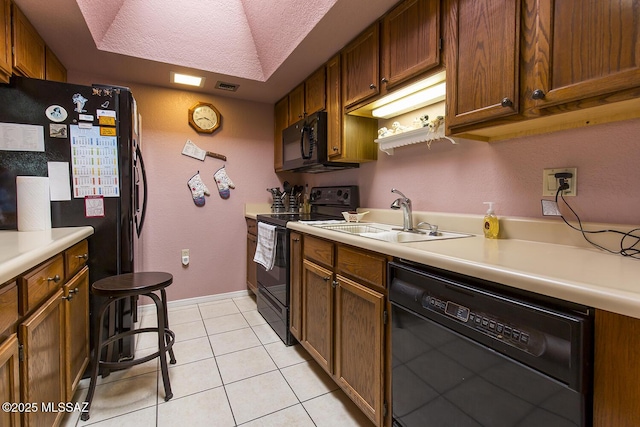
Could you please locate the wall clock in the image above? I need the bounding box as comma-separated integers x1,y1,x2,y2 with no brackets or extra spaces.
188,102,221,133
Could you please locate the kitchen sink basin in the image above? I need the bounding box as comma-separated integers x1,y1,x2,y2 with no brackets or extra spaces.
315,223,472,243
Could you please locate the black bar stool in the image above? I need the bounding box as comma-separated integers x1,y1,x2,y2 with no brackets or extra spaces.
81,272,176,421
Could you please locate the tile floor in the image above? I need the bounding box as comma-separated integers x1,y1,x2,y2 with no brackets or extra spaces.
61,295,373,427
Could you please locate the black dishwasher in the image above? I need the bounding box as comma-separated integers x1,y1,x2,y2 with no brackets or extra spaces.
389,260,593,427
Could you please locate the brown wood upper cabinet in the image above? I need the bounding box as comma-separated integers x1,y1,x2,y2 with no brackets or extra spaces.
273,66,326,171
446,0,640,140
273,96,288,171
0,0,11,83
45,46,67,82
11,3,45,79
525,0,640,112
445,0,521,129
381,0,441,90
342,23,380,109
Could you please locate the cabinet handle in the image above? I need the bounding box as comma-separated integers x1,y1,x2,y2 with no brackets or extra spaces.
532,89,545,100
292,238,300,242
323,276,331,281
68,287,79,295
381,77,388,84
47,274,61,283
332,146,338,152
76,253,88,260
369,83,377,90
501,97,513,108
62,294,74,301
332,280,338,288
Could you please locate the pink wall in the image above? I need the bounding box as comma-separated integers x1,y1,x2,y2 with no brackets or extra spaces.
69,72,640,302
72,72,280,302
309,118,640,225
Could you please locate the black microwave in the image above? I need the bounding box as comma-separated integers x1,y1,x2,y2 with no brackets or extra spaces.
281,111,358,173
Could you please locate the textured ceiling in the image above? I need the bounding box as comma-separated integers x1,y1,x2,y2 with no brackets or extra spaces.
76,0,338,81
12,0,399,103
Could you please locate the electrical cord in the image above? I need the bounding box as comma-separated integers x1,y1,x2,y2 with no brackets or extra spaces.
555,184,640,258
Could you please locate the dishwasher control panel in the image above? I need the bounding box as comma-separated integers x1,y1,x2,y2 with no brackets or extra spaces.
424,294,544,356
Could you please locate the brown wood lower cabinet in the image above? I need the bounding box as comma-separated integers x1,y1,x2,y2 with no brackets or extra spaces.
246,218,258,295
0,238,90,427
0,334,20,427
297,234,389,426
64,266,89,400
593,309,640,427
335,275,384,425
20,288,66,427
289,232,303,341
302,260,334,374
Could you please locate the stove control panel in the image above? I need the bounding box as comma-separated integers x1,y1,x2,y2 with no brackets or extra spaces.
310,186,359,208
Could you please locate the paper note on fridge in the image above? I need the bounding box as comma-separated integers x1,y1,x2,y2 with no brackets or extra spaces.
0,122,45,152
48,161,72,201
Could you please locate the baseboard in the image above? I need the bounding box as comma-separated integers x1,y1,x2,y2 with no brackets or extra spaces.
136,289,253,315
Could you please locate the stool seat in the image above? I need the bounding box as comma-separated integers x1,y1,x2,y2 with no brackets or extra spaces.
92,271,173,296
81,271,176,421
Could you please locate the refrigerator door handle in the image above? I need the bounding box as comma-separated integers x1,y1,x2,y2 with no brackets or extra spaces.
135,145,148,237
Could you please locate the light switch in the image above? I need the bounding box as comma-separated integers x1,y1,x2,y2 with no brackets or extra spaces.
181,249,189,266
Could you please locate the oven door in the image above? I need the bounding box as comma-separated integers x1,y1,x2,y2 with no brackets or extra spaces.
256,223,289,307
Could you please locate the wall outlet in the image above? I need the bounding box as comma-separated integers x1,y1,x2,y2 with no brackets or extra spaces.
181,249,190,266
542,167,577,197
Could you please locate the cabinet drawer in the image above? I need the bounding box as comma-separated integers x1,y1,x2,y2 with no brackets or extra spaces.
0,281,18,341
64,239,88,279
19,254,64,315
303,236,334,269
336,245,387,291
246,218,257,236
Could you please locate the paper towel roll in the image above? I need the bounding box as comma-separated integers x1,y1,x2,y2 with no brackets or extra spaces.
17,176,52,231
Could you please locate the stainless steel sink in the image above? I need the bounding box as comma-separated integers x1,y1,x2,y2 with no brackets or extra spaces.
315,223,472,243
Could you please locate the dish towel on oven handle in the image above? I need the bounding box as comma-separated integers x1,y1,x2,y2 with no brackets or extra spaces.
254,222,277,271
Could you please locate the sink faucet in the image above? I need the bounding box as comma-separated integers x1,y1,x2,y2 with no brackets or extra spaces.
390,189,413,232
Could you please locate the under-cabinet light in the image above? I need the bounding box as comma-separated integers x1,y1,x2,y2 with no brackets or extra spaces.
372,82,446,118
171,72,205,87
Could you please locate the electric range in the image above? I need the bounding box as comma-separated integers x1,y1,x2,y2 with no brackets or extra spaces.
256,185,359,345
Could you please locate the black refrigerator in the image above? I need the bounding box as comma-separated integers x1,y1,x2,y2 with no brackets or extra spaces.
0,76,148,366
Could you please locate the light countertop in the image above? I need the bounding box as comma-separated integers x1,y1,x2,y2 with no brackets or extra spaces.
0,226,94,284
281,209,640,320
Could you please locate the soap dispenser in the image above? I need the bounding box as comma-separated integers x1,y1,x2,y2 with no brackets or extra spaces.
483,202,499,239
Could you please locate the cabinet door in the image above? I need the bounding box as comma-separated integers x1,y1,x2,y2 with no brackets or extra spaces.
289,232,303,341
45,46,67,82
335,275,384,426
301,260,333,374
246,233,257,295
0,334,20,427
274,96,288,172
381,0,440,90
326,54,343,159
64,266,89,401
446,0,520,128
305,66,326,116
288,84,305,124
20,288,66,427
342,23,380,109
527,0,640,112
0,0,11,82
11,4,45,79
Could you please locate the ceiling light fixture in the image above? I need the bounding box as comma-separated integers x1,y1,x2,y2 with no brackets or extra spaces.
170,72,205,87
369,71,446,119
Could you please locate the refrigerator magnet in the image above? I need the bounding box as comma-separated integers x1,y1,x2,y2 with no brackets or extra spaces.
72,93,88,113
49,123,67,138
85,195,105,218
99,115,116,126
45,105,68,122
100,127,117,136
